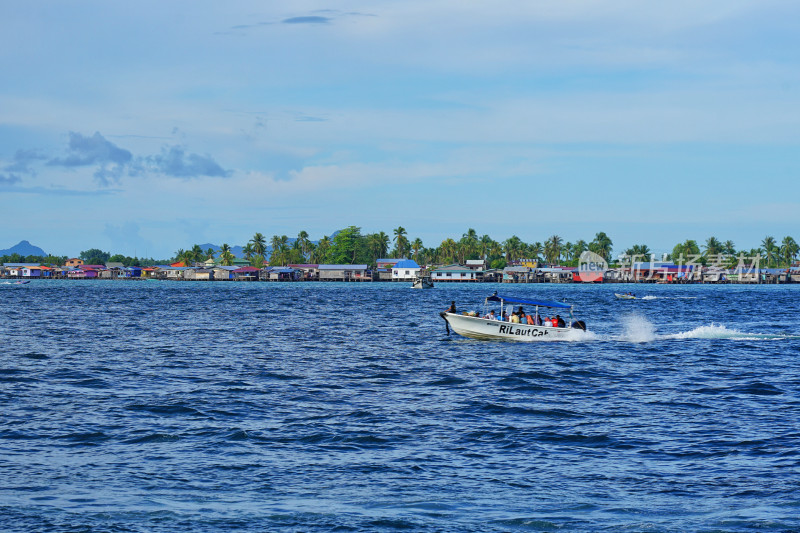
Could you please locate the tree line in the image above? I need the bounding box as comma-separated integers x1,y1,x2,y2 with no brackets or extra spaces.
176,229,798,269
664,236,799,268
0,249,169,267
174,227,617,268
5,231,795,269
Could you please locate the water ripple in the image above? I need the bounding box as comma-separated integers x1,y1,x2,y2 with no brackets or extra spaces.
1,281,799,532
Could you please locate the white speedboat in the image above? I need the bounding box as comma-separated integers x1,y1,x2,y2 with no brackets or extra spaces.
411,276,434,289
440,293,586,341
615,293,637,299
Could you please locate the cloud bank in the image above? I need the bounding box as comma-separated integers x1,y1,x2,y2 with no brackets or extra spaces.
6,131,231,188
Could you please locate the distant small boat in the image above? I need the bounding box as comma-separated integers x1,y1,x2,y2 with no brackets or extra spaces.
15,280,31,285
615,293,637,299
411,276,434,289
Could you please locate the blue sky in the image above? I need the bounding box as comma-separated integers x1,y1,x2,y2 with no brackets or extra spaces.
2,1,799,259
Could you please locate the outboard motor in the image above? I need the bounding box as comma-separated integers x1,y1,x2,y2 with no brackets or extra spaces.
571,320,587,331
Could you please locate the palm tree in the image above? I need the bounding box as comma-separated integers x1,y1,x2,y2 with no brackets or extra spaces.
411,238,423,259
460,228,479,261
562,241,573,262
572,240,588,262
780,236,798,266
479,234,493,260
418,246,434,265
672,240,700,263
544,235,563,265
304,242,317,264
250,232,267,258
313,236,331,263
270,235,281,256
503,235,523,264
761,236,778,266
489,239,504,261
190,244,204,264
242,242,254,260
703,236,724,261
723,240,736,256
625,244,651,261
366,232,389,263
589,232,613,261
278,235,290,262
181,248,197,266
297,231,310,259
393,227,408,258
423,246,437,265
205,247,216,261
528,241,543,263
219,243,234,266
440,238,458,263
269,235,290,266
376,232,390,259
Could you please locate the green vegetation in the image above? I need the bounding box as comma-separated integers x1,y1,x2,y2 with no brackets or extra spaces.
0,249,167,267
664,235,799,268
80,248,111,265
0,253,68,265
172,226,611,268
11,231,796,270
163,230,799,269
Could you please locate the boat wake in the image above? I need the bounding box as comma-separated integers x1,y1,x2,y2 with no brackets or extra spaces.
542,328,599,342
609,315,798,343
617,314,657,342
640,296,699,300
661,324,799,341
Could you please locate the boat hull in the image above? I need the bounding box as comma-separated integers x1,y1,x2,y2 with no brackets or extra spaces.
412,279,434,289
443,313,584,341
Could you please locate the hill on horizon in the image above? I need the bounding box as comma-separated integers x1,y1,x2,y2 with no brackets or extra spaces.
0,240,47,257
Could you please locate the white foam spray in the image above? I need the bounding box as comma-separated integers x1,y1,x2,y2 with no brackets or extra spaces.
640,295,698,300
663,324,797,341
618,314,657,343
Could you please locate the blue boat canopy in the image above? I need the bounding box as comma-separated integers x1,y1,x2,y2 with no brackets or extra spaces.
485,293,572,309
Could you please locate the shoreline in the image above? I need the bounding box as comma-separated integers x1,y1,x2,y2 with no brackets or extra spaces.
2,276,796,285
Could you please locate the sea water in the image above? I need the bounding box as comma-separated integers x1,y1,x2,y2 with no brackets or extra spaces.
1,281,799,532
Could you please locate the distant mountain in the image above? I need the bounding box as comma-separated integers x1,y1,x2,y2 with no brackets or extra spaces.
0,240,47,257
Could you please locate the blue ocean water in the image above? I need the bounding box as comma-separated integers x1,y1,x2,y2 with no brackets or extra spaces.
1,280,799,532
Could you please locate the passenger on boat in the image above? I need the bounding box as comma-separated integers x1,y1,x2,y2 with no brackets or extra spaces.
502,311,509,321
446,301,456,314
556,315,566,328
484,310,497,320
510,313,520,323
543,317,552,327
526,314,535,325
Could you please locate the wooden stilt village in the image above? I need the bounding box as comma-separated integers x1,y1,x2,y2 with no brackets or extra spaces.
3,257,798,284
